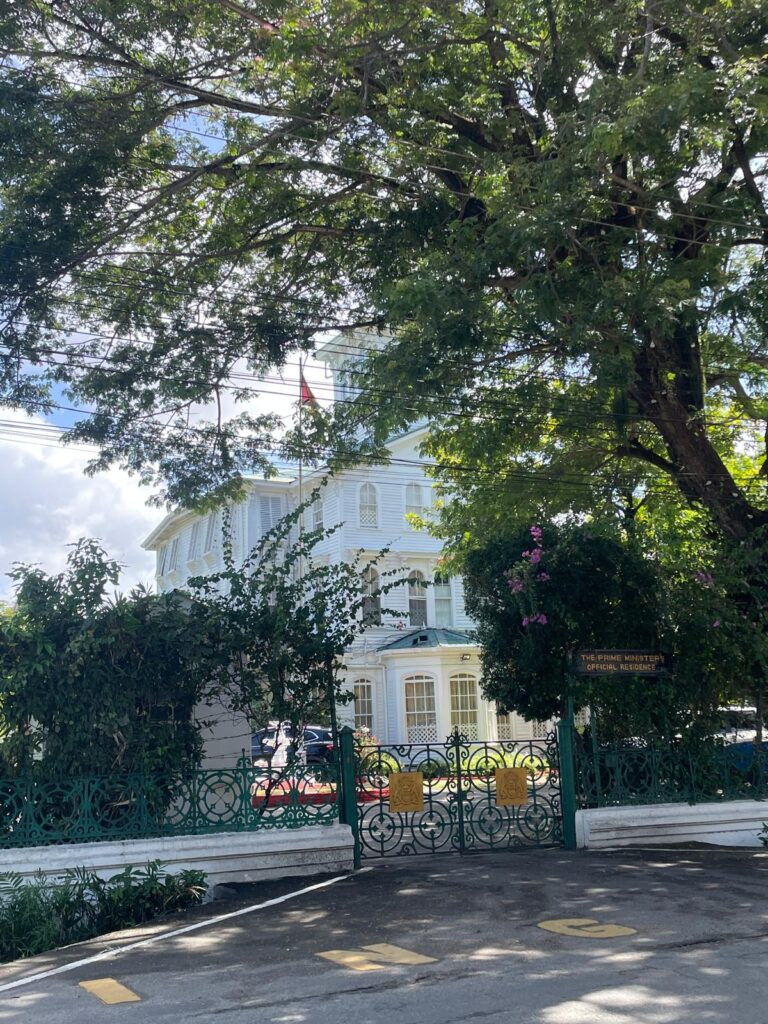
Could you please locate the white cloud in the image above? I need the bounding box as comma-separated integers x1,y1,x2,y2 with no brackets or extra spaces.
0,411,158,602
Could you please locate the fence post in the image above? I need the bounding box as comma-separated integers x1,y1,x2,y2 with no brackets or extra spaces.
339,726,361,868
557,693,578,850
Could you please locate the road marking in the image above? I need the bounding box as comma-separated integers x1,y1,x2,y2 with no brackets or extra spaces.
0,870,367,995
318,942,437,972
538,917,637,938
79,979,141,1004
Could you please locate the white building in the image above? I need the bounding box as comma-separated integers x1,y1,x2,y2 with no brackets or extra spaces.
142,333,540,759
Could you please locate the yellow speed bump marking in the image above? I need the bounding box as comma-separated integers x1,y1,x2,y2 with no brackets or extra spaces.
538,918,637,939
79,978,141,1004
318,942,437,972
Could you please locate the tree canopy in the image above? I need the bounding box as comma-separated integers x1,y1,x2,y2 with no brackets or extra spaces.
0,539,220,776
463,522,768,740
1,1,766,549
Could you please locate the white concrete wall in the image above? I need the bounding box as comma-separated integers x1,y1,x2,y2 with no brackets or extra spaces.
576,800,768,850
3,825,355,895
197,698,252,769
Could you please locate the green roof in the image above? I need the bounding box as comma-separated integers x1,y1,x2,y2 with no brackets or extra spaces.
377,628,476,652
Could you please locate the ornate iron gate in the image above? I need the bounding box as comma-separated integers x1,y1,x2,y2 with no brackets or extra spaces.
354,731,562,859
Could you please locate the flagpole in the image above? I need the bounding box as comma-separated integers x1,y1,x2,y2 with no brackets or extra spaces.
298,354,304,581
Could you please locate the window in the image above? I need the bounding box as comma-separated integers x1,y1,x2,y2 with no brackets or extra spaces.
260,495,283,536
187,522,202,561
312,498,323,531
157,544,169,576
405,481,424,518
408,571,427,627
359,483,378,527
434,573,453,627
362,567,381,625
353,678,374,732
496,712,515,741
203,512,218,554
404,674,437,742
166,538,180,574
450,674,479,740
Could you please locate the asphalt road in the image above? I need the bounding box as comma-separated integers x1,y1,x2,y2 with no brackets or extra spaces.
2,846,768,1024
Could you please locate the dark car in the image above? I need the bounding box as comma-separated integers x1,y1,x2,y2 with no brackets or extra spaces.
250,724,335,770
303,726,335,767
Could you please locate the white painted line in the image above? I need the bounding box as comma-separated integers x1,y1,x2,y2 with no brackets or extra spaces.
0,870,362,995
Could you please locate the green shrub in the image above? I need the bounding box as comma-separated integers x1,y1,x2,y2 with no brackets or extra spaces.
0,861,206,963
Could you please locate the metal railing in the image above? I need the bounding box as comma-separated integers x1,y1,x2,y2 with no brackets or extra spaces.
575,740,768,808
0,762,341,849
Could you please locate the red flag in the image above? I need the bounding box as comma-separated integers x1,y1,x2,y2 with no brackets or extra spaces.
300,372,318,408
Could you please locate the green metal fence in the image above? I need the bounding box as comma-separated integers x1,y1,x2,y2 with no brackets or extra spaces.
575,741,768,808
355,731,562,858
0,762,341,849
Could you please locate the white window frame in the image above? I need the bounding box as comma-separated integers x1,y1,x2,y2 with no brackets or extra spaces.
312,497,324,531
404,674,438,743
433,573,453,628
359,483,379,528
405,481,424,519
353,678,374,733
362,567,381,625
166,538,180,574
408,570,428,628
157,544,169,576
203,512,218,554
449,674,479,739
187,522,202,561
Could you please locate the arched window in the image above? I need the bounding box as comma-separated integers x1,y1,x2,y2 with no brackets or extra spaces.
404,674,437,742
433,573,453,627
408,570,427,627
359,483,378,527
362,567,381,625
353,678,374,732
450,674,479,740
405,481,424,518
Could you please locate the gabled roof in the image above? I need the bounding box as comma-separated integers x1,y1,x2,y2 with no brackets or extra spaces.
377,627,477,651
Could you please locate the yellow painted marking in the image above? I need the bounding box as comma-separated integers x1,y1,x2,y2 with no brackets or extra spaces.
79,978,141,1004
538,917,637,938
318,942,437,972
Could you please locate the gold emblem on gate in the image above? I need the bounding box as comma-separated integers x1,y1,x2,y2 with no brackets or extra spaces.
389,771,424,812
495,767,529,806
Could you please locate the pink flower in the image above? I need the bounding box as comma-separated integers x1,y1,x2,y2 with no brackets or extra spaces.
537,613,548,625
530,525,543,543
521,550,530,558
529,548,542,564
507,578,524,593
521,616,530,627
537,572,550,582
712,620,721,628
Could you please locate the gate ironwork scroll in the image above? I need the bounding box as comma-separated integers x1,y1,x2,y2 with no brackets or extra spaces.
355,730,562,859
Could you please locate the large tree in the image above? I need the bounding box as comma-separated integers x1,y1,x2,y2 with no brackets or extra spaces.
1,1,767,551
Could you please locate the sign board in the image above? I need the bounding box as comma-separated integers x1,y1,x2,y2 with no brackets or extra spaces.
388,772,424,813
573,650,669,677
495,767,529,807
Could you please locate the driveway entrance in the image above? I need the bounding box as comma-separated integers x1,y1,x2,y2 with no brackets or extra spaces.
355,731,562,859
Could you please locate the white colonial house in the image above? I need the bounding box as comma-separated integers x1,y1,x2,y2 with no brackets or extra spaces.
142,333,541,763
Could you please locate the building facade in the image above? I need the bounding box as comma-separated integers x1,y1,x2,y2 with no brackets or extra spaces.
142,334,543,757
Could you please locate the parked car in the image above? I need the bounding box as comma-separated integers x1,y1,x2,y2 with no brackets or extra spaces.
250,723,336,772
